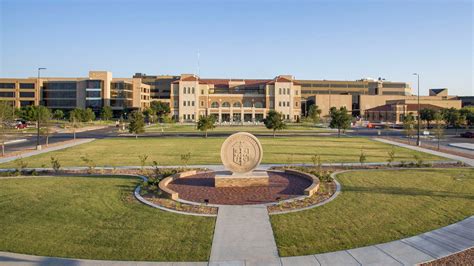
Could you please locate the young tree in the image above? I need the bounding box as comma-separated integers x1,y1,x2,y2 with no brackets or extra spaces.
38,107,53,146
419,108,436,129
308,104,322,124
128,110,145,138
432,112,444,150
329,107,352,137
53,109,64,120
68,109,82,140
403,112,416,144
0,101,15,156
100,106,113,121
197,115,216,138
84,108,96,122
442,108,460,134
263,110,287,138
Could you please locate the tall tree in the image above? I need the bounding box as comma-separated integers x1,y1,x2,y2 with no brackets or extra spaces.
128,110,145,138
329,107,352,137
0,101,15,156
100,106,113,121
150,101,170,120
419,108,437,129
403,112,416,144
197,115,216,138
263,110,286,138
53,109,64,120
442,108,460,134
308,105,322,124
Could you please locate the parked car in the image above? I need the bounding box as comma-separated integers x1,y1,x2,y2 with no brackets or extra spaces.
460,132,474,138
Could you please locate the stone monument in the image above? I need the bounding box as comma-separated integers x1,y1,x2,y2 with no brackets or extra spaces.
215,132,269,187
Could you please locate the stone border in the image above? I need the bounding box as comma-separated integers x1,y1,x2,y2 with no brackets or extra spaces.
283,169,320,196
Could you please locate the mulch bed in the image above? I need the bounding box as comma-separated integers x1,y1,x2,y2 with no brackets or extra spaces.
167,171,312,205
420,247,473,266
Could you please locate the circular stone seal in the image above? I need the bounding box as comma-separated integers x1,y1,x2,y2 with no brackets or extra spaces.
220,132,263,174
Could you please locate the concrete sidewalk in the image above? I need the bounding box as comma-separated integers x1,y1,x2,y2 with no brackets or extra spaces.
0,138,95,164
209,205,280,265
374,138,474,166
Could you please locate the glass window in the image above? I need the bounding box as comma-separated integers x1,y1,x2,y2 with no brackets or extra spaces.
222,102,230,108
20,83,35,89
86,91,101,98
211,102,219,108
0,92,15,97
20,92,35,98
0,83,15,89
279,88,282,94
233,102,241,108
192,87,195,94
254,102,263,108
183,101,186,106
243,101,252,107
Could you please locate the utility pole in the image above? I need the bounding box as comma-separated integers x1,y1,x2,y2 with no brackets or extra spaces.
36,67,46,150
413,73,421,146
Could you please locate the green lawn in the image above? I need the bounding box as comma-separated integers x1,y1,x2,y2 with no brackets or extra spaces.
0,176,215,261
270,168,474,256
146,123,332,133
2,137,444,168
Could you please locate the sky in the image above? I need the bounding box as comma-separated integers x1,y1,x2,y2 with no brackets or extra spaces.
0,0,472,96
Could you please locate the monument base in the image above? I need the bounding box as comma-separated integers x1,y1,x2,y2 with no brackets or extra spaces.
214,171,269,187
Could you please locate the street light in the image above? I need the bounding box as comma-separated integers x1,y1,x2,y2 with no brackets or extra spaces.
36,68,46,150
413,73,421,146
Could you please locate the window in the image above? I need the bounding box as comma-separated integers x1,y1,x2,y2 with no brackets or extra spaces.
254,102,263,108
0,83,15,89
295,102,299,107
20,83,35,89
279,88,282,94
233,102,241,108
183,87,187,94
201,90,204,94
295,90,298,95
201,101,204,107
0,92,15,97
86,91,101,98
243,101,252,107
192,114,195,120
192,101,195,106
20,92,35,98
287,101,290,106
192,87,195,94
211,102,219,108
183,101,186,106
279,101,282,107
287,88,290,94
222,102,230,108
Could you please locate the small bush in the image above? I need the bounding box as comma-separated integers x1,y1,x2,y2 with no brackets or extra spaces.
50,157,61,173
180,152,191,167
359,149,367,166
14,157,28,175
81,156,96,174
387,147,396,167
413,155,424,167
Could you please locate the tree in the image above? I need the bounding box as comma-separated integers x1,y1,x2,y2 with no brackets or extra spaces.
263,110,286,138
150,101,170,120
432,112,444,150
308,105,322,124
68,109,82,140
143,107,157,124
53,109,64,120
419,108,437,129
442,108,460,134
17,105,37,121
128,110,145,138
37,107,52,146
197,115,216,138
84,108,95,122
329,107,352,137
100,106,113,121
460,107,474,127
403,112,416,144
0,101,15,156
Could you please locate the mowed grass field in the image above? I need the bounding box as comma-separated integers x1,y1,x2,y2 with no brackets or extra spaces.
0,176,215,261
2,137,443,168
270,168,474,256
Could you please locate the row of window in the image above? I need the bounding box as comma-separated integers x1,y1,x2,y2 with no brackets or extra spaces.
279,101,290,107
183,87,195,94
0,83,35,89
183,114,195,120
0,91,36,98
301,83,368,88
209,101,264,108
183,101,195,107
279,88,291,95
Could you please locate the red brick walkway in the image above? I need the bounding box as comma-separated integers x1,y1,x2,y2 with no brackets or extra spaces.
167,171,312,205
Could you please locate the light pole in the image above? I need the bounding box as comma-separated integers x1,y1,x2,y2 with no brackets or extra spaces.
413,73,421,146
36,67,46,150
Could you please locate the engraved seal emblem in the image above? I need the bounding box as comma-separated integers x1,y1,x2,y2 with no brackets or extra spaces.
220,132,263,173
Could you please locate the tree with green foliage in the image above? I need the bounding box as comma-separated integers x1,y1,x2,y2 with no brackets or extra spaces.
53,109,64,120
403,112,416,144
329,107,352,137
38,107,53,146
0,101,15,156
459,107,474,127
442,108,460,134
432,112,444,150
263,110,287,138
197,115,216,138
128,110,145,138
150,101,170,121
68,109,82,140
84,108,95,122
100,106,113,121
419,108,437,129
308,105,322,124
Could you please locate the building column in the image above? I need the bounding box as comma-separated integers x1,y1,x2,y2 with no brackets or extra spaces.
230,107,233,123
252,106,255,122
241,107,244,124
218,107,222,124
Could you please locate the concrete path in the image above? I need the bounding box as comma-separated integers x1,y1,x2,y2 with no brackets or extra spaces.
0,138,95,164
374,138,474,166
209,205,280,265
281,215,474,266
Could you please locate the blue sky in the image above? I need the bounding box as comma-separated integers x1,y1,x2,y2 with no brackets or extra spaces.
0,0,472,95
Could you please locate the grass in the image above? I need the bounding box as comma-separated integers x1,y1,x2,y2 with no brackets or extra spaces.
270,168,474,256
0,175,215,261
1,137,444,168
145,123,332,133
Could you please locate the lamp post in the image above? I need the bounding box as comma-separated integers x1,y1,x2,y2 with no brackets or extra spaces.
413,73,421,146
36,67,46,150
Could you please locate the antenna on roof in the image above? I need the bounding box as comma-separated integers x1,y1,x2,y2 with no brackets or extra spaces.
197,49,200,77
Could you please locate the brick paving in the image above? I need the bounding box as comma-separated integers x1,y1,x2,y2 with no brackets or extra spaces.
167,171,312,205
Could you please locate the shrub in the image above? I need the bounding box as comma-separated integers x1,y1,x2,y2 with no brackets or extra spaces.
50,156,61,173
359,149,367,166
138,154,149,172
81,156,96,174
180,152,191,167
413,154,424,167
14,157,28,175
311,154,322,174
387,147,396,167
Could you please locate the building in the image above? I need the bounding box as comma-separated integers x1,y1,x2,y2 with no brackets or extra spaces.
0,71,465,123
170,74,301,122
365,103,443,124
0,71,150,114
